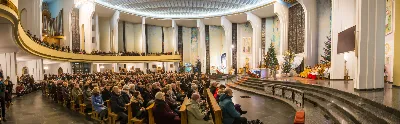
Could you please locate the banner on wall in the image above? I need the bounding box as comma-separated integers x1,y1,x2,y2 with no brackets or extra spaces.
242,37,252,54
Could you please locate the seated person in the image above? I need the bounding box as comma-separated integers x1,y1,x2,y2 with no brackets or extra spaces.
130,91,146,119
16,83,25,97
111,87,128,124
186,93,212,124
219,89,247,124
91,87,108,122
72,83,83,108
83,83,93,112
153,92,180,124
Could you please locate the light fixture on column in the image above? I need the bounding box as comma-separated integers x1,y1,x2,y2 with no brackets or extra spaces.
231,44,235,49
44,66,49,70
100,65,105,69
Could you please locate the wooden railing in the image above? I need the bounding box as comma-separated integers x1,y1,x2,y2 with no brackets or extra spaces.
146,103,155,124
0,0,18,15
206,89,223,124
126,102,145,124
179,97,189,124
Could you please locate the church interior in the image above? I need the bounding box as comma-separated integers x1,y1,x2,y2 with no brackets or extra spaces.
0,0,399,123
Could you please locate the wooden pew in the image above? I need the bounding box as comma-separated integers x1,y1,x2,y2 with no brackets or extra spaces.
79,95,87,115
126,102,145,124
106,100,118,124
179,97,189,124
91,105,101,122
206,89,223,124
145,103,155,124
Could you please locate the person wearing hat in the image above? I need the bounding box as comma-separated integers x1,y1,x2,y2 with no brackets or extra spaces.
153,92,180,124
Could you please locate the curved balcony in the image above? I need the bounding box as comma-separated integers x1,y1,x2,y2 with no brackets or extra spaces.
0,1,180,63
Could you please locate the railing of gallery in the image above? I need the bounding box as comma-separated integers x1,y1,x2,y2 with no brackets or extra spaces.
0,0,18,15
265,83,305,108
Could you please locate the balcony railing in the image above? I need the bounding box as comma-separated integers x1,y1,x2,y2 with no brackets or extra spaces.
0,0,18,15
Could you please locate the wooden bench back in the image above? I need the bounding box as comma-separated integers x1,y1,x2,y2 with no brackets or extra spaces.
146,103,155,124
126,102,133,124
178,97,189,124
206,89,223,124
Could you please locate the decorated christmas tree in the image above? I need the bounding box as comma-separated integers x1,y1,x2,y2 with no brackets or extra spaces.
320,36,331,64
265,43,279,71
282,51,294,74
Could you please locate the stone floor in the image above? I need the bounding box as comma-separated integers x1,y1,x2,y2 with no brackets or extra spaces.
5,91,94,124
276,77,400,110
230,89,296,124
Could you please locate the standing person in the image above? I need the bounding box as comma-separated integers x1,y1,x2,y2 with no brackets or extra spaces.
0,76,6,121
4,79,12,108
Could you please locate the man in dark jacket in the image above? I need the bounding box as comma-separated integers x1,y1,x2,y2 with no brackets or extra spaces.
219,89,247,124
110,87,128,124
101,85,112,102
153,92,180,124
0,77,6,121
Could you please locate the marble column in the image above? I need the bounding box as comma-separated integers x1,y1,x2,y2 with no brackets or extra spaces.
246,12,262,69
197,19,206,73
297,0,318,67
221,17,232,74
393,0,400,87
354,0,385,90
142,17,147,54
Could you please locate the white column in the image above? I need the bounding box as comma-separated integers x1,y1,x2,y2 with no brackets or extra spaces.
111,11,120,52
142,17,146,53
221,17,232,74
354,0,385,90
172,20,178,53
297,0,318,66
274,2,289,55
246,12,262,68
78,2,95,52
0,53,17,93
197,19,206,73
331,0,357,79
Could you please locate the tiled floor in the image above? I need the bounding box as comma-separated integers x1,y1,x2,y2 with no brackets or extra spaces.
5,91,94,124
275,77,400,110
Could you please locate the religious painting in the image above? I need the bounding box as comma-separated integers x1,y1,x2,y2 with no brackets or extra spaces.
191,28,199,64
242,37,252,54
272,16,280,54
170,64,174,68
386,0,393,35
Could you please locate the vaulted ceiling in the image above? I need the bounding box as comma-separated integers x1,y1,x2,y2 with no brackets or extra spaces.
95,0,274,19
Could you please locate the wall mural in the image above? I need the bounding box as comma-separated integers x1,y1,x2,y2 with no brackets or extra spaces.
261,18,266,56
386,0,393,35
71,9,80,51
205,25,210,74
272,16,280,53
191,28,199,64
232,23,238,74
242,37,252,54
178,26,183,61
288,4,305,54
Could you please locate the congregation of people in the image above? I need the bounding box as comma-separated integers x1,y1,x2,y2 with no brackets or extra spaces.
42,70,249,124
25,30,178,57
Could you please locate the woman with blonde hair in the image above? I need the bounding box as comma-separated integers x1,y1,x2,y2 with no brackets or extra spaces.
91,87,108,122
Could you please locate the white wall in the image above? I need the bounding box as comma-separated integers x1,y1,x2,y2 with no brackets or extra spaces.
17,59,43,81
209,26,225,72
99,17,111,52
125,63,145,71
0,53,17,87
78,2,94,52
44,62,72,75
147,25,163,53
221,17,232,74
118,22,143,52
164,27,174,53
237,23,254,69
18,0,42,38
316,0,332,62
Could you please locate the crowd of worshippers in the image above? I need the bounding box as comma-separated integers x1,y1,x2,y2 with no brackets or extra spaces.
15,75,41,97
25,30,178,57
43,71,249,124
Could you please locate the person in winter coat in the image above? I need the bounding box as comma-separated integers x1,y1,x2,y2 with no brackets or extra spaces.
91,87,108,122
186,93,211,124
110,87,128,124
71,83,83,108
219,89,247,124
152,92,181,124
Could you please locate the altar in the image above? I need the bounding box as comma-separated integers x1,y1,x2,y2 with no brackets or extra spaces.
251,68,269,79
